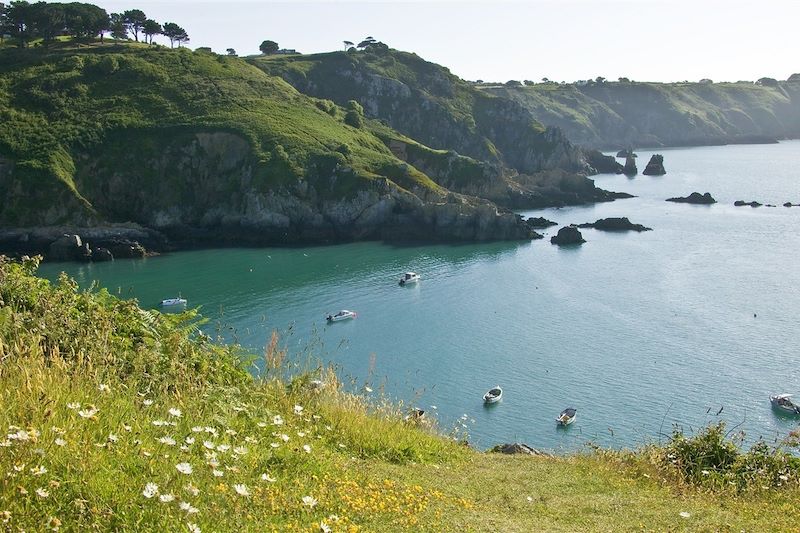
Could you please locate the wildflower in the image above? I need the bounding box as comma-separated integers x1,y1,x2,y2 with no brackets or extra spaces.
779,474,789,481
312,414,321,420
203,441,215,449
244,436,257,444
319,521,332,533
203,427,217,436
185,437,195,445
49,480,60,488
9,429,30,441
152,420,169,427
0,440,11,447
302,495,318,508
303,444,312,454
179,501,199,514
294,405,304,415
108,434,119,443
180,445,189,452
176,463,193,475
233,484,250,497
47,516,62,531
168,407,182,418
143,483,159,498
257,422,268,428
327,514,340,523
142,451,152,457
212,470,224,477
67,402,80,410
701,470,710,475
526,496,533,502
158,437,177,446
159,494,175,503
270,443,280,448
1,511,10,523
216,444,231,453
184,483,200,496
123,425,132,432
297,431,306,437
233,446,247,455
191,426,203,433
272,415,284,426
98,384,110,393
261,473,277,482
188,523,201,533
36,488,50,498
30,465,47,476
13,464,24,472
143,399,154,407
280,434,290,442
679,511,691,519
225,429,237,436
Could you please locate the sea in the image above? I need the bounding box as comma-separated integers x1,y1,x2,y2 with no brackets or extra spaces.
38,141,800,452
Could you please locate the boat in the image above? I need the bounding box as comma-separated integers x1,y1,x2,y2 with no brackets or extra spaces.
770,394,800,415
160,297,187,307
483,386,502,404
399,272,420,285
556,407,577,426
326,310,357,322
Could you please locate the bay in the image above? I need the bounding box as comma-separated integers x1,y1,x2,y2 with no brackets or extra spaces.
38,141,800,451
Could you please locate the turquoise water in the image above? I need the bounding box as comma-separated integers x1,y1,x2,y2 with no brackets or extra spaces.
38,141,800,451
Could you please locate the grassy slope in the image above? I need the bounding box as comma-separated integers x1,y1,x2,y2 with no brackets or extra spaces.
0,42,444,226
2,258,799,532
485,81,800,148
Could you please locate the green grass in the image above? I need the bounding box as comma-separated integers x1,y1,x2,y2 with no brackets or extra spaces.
2,257,800,531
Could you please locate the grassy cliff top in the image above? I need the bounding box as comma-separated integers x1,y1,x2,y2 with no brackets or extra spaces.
1,256,799,531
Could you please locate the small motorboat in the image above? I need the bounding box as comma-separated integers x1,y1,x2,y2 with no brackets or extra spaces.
160,297,187,307
326,310,357,322
403,407,425,422
556,407,577,426
399,272,420,285
483,386,502,404
770,394,800,415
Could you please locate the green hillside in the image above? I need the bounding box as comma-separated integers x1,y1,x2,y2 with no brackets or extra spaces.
484,80,800,149
2,257,800,531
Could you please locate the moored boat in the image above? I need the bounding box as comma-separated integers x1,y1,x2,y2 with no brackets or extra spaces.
160,297,187,307
483,386,502,404
770,394,800,415
556,407,577,426
326,310,357,322
399,272,420,285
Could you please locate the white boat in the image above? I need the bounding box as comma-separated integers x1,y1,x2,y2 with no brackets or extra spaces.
483,386,502,404
160,297,187,307
399,272,420,285
770,394,800,415
556,407,577,426
326,310,357,322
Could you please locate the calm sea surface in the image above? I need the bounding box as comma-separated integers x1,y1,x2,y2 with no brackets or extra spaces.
39,141,800,451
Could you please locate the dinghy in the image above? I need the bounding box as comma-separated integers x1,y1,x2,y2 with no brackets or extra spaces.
326,310,357,322
483,386,502,404
556,407,577,426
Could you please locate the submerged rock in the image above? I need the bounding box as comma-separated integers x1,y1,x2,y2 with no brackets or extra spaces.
578,217,652,232
550,226,585,245
642,154,666,175
666,192,716,204
734,200,762,207
489,443,551,457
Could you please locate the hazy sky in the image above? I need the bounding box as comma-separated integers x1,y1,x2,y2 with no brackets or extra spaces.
64,0,799,83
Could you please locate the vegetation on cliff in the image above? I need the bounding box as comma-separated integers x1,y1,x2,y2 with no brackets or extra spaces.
2,257,800,531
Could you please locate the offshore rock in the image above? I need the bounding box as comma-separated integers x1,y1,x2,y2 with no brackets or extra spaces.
667,192,716,204
734,200,762,207
578,217,652,232
585,149,623,174
642,154,666,175
525,217,558,229
550,226,585,245
623,154,638,176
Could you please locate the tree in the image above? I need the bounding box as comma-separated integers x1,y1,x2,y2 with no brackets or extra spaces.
595,76,606,84
142,18,160,44
259,39,278,54
357,36,375,49
226,48,236,56
342,40,353,51
63,3,108,40
29,1,64,47
109,12,126,40
344,100,364,128
162,22,187,48
122,8,145,41
6,0,33,48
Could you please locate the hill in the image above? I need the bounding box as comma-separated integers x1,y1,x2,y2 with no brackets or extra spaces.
483,80,800,149
2,257,799,531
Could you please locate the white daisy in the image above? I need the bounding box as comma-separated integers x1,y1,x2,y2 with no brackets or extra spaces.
159,494,175,503
142,482,159,498
188,522,201,533
179,501,199,514
212,470,224,477
280,434,290,442
55,438,66,446
158,437,176,446
261,473,276,482
142,399,154,407
216,444,230,453
78,406,99,419
184,483,200,496
98,384,110,393
303,444,312,454
151,420,169,427
176,463,193,475
302,495,318,508
35,488,50,498
66,402,80,410
270,442,280,448
185,437,195,445
293,405,304,415
168,408,182,418
108,434,119,443
233,484,249,497
320,521,332,533
203,441,215,450
191,426,203,433
30,465,47,476
272,415,284,426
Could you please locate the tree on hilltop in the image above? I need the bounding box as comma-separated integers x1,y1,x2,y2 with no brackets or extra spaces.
357,36,375,49
259,39,278,54
6,0,34,48
343,40,353,51
162,22,188,48
122,8,145,41
226,48,236,56
61,3,109,41
142,18,161,44
109,12,126,40
28,2,64,47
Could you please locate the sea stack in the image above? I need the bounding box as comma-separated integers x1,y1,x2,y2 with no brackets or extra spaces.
642,154,666,175
550,226,585,245
623,154,638,176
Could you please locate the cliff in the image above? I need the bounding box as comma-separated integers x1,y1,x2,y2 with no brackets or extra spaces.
484,80,800,149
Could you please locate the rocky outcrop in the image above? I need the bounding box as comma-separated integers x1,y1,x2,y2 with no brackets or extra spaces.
489,443,551,457
666,192,716,204
525,217,557,229
578,217,652,232
623,154,638,176
784,202,800,207
550,226,585,245
585,149,623,174
734,200,762,207
0,226,162,262
91,247,114,262
642,154,666,175
48,234,91,262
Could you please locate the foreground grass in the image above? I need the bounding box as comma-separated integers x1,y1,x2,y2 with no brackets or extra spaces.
1,257,799,532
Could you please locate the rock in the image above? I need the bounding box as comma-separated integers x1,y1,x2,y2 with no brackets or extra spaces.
525,217,557,229
48,234,91,261
784,202,799,207
666,192,716,204
550,226,585,245
578,217,652,232
734,200,762,207
91,247,114,262
623,154,638,176
642,154,666,175
104,239,147,258
585,149,623,174
616,149,636,158
489,443,551,457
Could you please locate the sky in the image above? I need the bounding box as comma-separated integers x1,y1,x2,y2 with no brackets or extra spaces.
55,0,800,83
